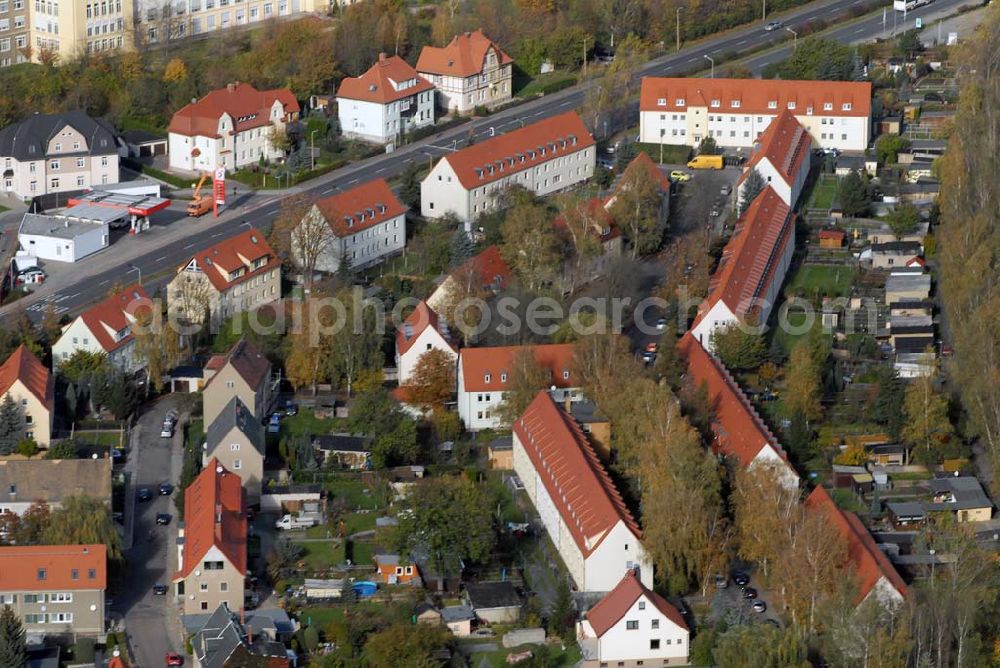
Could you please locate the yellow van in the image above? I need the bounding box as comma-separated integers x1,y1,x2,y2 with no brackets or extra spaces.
687,155,724,170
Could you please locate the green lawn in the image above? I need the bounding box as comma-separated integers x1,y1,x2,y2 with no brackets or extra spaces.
305,511,376,538
0,204,9,213
279,408,344,439
785,264,856,301
807,175,839,210
75,431,124,448
323,477,382,511
515,71,577,98
770,308,823,357
299,540,340,571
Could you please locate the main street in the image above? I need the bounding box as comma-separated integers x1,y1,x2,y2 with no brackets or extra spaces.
0,0,971,324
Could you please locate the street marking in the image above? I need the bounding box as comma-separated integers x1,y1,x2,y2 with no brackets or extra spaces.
375,167,386,174
557,99,574,107
736,39,748,45
263,209,278,216
155,255,167,262
211,233,222,238
347,178,359,185
183,243,195,249
687,57,699,63
853,26,866,34
99,279,110,286
323,187,335,194
66,292,79,299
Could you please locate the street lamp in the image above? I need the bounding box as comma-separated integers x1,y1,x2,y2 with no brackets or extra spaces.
310,130,319,171
127,263,141,287
704,54,715,78
676,6,685,52
762,0,767,22
786,26,798,49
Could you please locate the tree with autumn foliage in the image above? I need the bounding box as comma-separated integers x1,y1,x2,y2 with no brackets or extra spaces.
901,369,955,464
606,153,664,258
784,337,825,423
284,299,334,395
776,504,847,633
731,463,799,580
500,200,561,293
406,349,456,410
496,348,551,426
555,194,603,293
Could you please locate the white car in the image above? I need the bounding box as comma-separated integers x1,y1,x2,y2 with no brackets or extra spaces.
764,20,783,31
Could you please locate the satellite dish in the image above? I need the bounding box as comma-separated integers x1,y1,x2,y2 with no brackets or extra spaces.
217,465,224,474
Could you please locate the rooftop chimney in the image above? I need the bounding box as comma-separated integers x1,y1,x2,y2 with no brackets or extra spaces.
227,82,238,92
378,52,387,62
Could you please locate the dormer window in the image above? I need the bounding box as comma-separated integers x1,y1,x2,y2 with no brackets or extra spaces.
675,98,685,106
562,370,570,380
710,99,720,108
842,102,852,111
823,102,833,111
657,97,666,106
806,106,813,115
484,373,491,384
730,100,740,108
787,101,796,110
768,100,777,109
501,372,507,382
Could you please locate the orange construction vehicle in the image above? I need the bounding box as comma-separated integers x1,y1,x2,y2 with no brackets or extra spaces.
186,173,212,217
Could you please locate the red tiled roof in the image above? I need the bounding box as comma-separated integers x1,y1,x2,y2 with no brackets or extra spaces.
439,112,595,190
460,343,575,393
819,229,846,240
78,283,151,354
740,110,812,187
178,227,277,293
513,392,641,557
313,178,407,237
804,486,908,603
586,569,688,636
168,83,299,138
696,186,793,324
618,151,672,193
337,54,434,105
640,77,872,118
452,245,512,291
396,300,455,357
416,29,514,78
176,459,247,579
553,198,621,243
0,344,52,407
678,333,796,477
0,544,106,591
203,338,271,393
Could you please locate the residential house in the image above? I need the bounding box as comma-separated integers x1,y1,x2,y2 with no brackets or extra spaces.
679,333,800,488
441,605,475,636
869,241,922,270
395,300,456,385
312,434,372,469
512,391,653,593
0,345,53,446
804,486,908,607
421,111,596,225
577,569,689,668
52,284,151,374
0,111,121,200
426,244,512,312
0,544,106,637
373,553,421,585
414,602,442,626
292,177,406,275
889,314,934,350
553,197,623,292
166,227,281,326
487,435,513,469
465,581,521,624
889,299,933,317
336,54,435,145
928,476,993,522
736,110,812,208
869,222,929,246
0,458,111,516
416,29,514,114
638,77,872,151
457,343,579,431
569,400,612,461
191,604,291,668
605,152,672,226
174,459,247,616
168,83,300,172
834,155,877,177
690,187,795,349
201,338,273,426
886,501,927,529
203,397,265,505
885,273,931,304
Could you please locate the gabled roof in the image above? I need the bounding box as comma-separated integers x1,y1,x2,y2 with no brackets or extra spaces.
313,178,407,237
168,83,299,138
0,344,53,406
205,396,265,457
459,343,575,393
740,110,812,187
615,151,672,193
465,581,522,610
203,338,271,393
0,544,106,591
312,433,373,453
678,333,797,479
513,392,641,557
0,458,112,506
696,186,793,324
586,569,687,636
177,227,277,294
804,486,908,603
336,54,434,105
176,459,247,579
0,110,120,160
640,77,872,118
436,112,595,190
553,198,621,243
396,300,455,357
76,283,151,354
450,245,512,291
416,29,514,78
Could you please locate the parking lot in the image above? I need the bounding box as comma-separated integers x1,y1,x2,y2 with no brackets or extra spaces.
708,570,783,629
667,165,741,239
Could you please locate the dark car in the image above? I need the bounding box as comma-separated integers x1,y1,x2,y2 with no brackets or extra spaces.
137,488,153,502
111,448,124,463
752,600,767,613
743,587,758,600
152,584,168,596
159,482,174,496
285,401,299,416
732,571,750,587
156,513,171,526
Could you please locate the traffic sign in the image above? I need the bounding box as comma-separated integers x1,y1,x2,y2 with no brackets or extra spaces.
915,17,922,28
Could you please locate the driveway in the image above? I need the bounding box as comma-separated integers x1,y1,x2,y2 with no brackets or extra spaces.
120,395,187,666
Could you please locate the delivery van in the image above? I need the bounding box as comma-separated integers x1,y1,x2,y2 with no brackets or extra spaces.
687,155,725,170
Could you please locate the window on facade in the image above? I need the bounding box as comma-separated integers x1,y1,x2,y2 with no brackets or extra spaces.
650,639,660,650
626,620,639,630
638,601,646,610
37,569,46,580
652,619,660,629
220,582,228,592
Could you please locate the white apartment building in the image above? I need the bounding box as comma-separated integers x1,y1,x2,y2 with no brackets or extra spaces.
639,77,872,152
52,283,150,374
0,111,121,200
416,29,513,114
291,177,406,273
421,111,595,225
512,392,653,593
737,109,813,209
336,54,435,146
168,82,300,173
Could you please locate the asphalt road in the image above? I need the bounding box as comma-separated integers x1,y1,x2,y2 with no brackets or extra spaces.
0,0,973,324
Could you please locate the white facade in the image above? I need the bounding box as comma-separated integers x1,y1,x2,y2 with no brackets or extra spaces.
337,89,435,146
294,207,405,273
578,596,689,666
52,315,139,372
18,218,108,263
738,151,810,209
169,99,291,172
1,127,119,200
456,360,580,431
396,326,456,386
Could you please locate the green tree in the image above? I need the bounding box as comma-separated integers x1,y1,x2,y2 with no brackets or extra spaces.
739,168,766,214
699,136,720,155
0,395,22,456
710,324,767,372
398,162,422,210
886,202,921,239
58,350,109,384
266,538,305,580
44,440,79,459
872,366,906,440
0,605,26,668
712,620,810,667
774,37,852,80
15,439,38,457
43,495,123,562
607,158,664,258
363,623,451,668
838,169,871,217
449,229,475,268
327,288,384,396
901,371,954,464
875,134,911,165
547,578,574,638
785,337,825,423
500,201,561,292
348,388,418,468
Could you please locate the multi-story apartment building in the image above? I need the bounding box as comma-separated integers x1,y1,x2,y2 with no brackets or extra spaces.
291,177,406,273
33,0,132,63
52,284,150,374
168,82,299,173
0,458,111,516
137,0,326,45
336,53,435,146
736,109,812,208
166,227,280,326
0,344,53,446
639,77,872,152
0,544,107,638
201,337,272,426
416,29,513,114
204,396,264,505
174,459,247,615
0,111,121,200
421,111,595,225
0,0,31,67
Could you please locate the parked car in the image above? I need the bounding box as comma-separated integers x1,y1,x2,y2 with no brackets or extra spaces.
669,170,692,182
743,587,758,599
267,413,282,434
714,574,729,589
752,600,767,613
111,448,125,463
15,268,46,285
284,401,299,416
155,513,171,526
137,488,153,502
764,19,783,31
159,482,173,496
645,342,658,354
733,571,750,587
159,422,174,438
152,584,168,596
656,317,668,331
720,185,731,196
166,653,184,666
